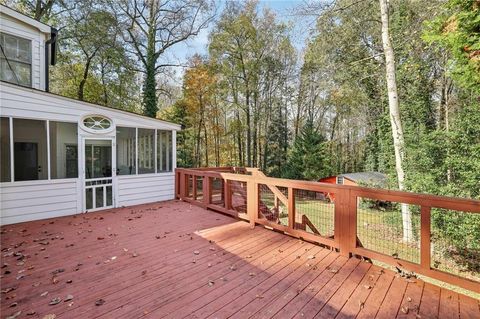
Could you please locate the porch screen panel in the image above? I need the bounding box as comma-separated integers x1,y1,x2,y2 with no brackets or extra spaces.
0,117,11,182
49,121,78,179
12,119,48,181
116,127,136,175
138,128,155,174
157,130,172,172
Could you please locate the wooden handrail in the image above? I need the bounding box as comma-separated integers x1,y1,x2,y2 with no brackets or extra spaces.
175,167,480,293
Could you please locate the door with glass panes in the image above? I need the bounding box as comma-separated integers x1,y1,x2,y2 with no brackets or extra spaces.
83,139,113,211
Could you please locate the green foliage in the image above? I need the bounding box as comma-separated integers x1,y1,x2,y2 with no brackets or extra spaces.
284,119,332,181
423,0,480,93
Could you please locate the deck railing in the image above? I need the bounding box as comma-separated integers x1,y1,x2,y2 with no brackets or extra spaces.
175,167,480,293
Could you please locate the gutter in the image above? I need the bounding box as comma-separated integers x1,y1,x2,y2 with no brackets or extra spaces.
44,27,58,92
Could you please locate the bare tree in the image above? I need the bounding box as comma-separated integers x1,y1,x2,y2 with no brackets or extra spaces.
113,0,215,117
379,0,412,242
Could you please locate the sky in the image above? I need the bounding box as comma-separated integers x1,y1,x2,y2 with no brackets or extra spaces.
163,0,316,83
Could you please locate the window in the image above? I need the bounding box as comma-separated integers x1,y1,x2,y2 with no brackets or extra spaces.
0,32,31,87
49,122,78,179
157,130,172,172
138,128,155,174
0,117,11,182
116,127,136,175
13,119,48,181
337,176,344,185
82,116,112,131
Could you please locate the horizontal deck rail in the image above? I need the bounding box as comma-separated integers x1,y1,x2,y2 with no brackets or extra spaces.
175,167,480,293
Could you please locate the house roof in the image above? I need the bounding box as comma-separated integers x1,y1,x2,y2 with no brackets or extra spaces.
0,5,52,33
339,172,388,186
1,81,182,130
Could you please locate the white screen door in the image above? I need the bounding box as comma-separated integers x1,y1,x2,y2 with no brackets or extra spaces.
84,139,113,211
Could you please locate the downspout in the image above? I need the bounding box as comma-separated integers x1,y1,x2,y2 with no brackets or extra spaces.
44,27,58,92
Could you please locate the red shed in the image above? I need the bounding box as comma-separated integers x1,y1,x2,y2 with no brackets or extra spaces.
318,172,387,202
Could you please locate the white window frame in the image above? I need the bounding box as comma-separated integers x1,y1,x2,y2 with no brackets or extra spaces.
0,32,32,87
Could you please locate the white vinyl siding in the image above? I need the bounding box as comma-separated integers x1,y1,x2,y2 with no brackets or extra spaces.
117,174,175,207
0,179,80,225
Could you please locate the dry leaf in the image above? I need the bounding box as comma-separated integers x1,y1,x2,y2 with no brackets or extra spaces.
41,291,49,297
95,299,105,306
307,255,315,260
6,311,21,319
193,250,200,255
42,315,56,319
49,297,61,305
401,306,409,314
208,280,215,287
64,295,73,302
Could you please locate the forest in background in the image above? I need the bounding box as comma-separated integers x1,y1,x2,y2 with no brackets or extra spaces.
3,0,479,201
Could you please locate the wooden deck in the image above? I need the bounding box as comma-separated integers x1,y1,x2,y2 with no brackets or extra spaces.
1,201,478,319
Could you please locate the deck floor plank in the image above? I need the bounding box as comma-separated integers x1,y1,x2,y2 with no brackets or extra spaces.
0,200,476,319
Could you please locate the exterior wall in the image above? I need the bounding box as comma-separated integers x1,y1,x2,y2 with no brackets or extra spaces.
0,12,47,90
0,179,80,225
117,173,175,207
0,84,180,225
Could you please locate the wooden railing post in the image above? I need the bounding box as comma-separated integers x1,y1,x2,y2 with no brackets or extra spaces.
288,187,295,229
246,180,258,228
335,188,356,257
192,175,197,200
224,179,232,210
420,206,431,270
179,171,186,200
203,176,211,208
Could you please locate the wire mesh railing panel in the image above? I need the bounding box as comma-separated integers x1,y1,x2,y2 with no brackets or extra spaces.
357,198,420,264
210,177,224,206
294,189,335,237
186,175,193,199
195,176,203,201
431,209,480,282
230,180,247,214
258,184,288,226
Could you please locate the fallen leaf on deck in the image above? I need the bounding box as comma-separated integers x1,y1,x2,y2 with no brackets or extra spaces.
49,297,61,305
142,270,147,275
229,265,237,271
358,301,365,309
208,280,214,286
26,310,36,315
2,287,16,293
6,311,21,319
42,315,56,319
95,299,105,306
9,302,17,307
256,294,264,299
364,285,371,289
307,255,315,260
132,252,138,257
245,255,252,259
64,295,73,302
40,291,49,297
401,306,409,314
51,269,65,275
208,263,212,267
407,296,412,302
97,237,104,240
249,272,256,277
193,250,200,255
66,280,72,284
111,256,117,261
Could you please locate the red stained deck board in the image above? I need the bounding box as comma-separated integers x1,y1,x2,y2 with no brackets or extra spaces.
1,200,477,319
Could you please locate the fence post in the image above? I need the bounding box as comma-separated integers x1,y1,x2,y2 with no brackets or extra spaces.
203,176,211,208
179,171,186,200
420,206,431,270
288,187,295,230
335,188,356,257
224,179,232,210
246,180,258,228
192,175,197,200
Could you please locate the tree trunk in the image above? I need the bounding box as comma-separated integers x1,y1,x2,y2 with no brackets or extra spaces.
379,0,413,242
78,56,92,101
143,10,158,118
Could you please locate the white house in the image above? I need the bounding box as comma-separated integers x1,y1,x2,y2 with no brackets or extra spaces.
0,5,180,225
